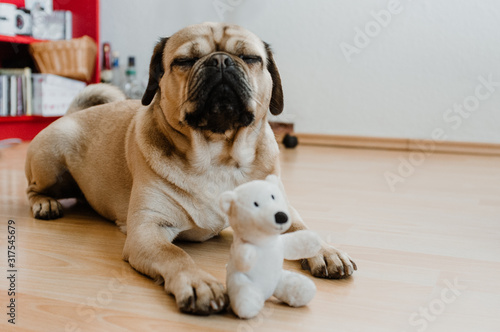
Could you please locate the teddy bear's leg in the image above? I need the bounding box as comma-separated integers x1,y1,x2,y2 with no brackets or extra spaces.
227,273,265,319
273,270,316,307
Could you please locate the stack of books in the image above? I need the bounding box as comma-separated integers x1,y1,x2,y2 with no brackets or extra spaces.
0,68,32,116
0,68,86,117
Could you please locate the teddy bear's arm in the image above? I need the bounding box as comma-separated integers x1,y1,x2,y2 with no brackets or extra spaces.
231,243,257,272
281,230,322,260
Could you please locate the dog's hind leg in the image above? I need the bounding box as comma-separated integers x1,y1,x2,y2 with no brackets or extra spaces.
25,114,88,220
24,127,78,220
25,148,66,220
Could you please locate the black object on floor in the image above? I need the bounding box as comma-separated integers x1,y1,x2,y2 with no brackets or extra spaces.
283,134,298,149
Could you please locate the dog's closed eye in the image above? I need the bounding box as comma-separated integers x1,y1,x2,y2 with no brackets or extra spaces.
172,57,199,68
239,55,262,65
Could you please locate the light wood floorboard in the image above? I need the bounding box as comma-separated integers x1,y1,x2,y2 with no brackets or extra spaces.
0,142,499,331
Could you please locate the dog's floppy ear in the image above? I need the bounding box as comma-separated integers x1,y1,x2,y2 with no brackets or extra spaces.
142,37,169,106
264,42,284,115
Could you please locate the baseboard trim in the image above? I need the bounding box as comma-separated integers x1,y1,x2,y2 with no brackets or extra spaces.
295,133,500,156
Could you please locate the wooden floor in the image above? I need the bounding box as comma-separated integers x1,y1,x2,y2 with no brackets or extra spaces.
0,142,499,332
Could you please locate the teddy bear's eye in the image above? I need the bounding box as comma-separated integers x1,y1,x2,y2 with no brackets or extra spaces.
254,202,259,207
271,195,275,200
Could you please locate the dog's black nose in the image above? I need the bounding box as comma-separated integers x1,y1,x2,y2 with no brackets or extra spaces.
275,212,288,224
207,53,234,70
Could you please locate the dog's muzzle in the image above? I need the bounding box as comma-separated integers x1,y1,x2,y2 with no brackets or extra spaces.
184,53,255,134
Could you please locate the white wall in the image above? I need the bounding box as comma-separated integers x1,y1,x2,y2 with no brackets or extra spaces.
101,0,500,144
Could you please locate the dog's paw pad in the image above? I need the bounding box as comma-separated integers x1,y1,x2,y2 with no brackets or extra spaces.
32,197,63,220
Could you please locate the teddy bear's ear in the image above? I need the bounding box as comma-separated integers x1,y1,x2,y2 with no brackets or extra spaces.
265,174,280,185
219,191,237,214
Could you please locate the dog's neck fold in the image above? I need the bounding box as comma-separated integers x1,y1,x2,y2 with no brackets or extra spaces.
151,102,264,174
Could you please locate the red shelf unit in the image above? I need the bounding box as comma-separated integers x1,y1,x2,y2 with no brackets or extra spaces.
0,0,100,141
0,35,45,44
0,116,61,141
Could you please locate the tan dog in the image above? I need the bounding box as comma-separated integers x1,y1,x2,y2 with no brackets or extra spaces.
25,22,356,315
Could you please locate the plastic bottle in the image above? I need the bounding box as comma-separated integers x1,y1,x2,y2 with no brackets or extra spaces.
124,56,143,99
111,52,125,90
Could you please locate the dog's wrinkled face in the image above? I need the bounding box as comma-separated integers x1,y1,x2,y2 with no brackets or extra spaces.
142,22,283,135
183,51,255,134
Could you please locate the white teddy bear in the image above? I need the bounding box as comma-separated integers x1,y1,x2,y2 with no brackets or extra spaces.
219,175,322,319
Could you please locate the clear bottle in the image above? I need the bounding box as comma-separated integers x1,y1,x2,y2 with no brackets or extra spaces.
124,56,143,99
111,52,125,90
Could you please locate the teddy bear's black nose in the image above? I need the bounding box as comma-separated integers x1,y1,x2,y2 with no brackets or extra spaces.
274,212,288,224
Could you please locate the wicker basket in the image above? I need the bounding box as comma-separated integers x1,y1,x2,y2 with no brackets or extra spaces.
29,36,97,82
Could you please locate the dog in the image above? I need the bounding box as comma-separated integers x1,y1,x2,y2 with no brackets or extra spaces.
25,22,357,315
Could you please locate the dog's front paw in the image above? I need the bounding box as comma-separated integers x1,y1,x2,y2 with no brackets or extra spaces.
301,245,357,279
169,269,229,315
